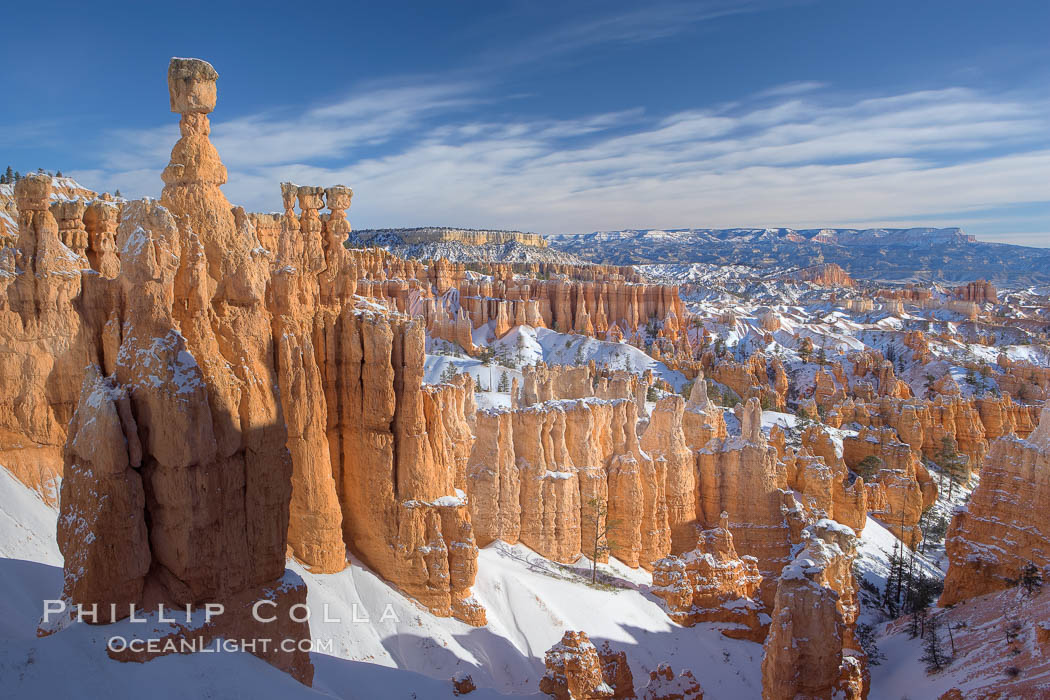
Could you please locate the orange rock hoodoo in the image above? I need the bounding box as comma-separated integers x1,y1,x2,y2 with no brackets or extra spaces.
792,262,855,288
706,352,788,411
54,57,313,684
761,520,865,700
539,631,635,700
467,393,666,568
940,400,1050,606
842,427,936,547
953,279,997,305
651,511,764,639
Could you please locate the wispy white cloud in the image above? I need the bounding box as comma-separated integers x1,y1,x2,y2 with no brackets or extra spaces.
76,78,1050,246
485,0,799,68
754,80,827,98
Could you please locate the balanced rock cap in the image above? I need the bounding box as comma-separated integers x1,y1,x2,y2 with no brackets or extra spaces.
167,57,219,114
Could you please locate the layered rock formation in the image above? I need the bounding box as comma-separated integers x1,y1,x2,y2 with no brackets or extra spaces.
940,400,1050,605
467,395,666,568
682,377,727,450
0,173,93,506
707,352,788,411
539,631,634,699
793,262,855,288
843,427,935,546
642,664,704,700
695,399,802,610
833,394,989,476
328,311,484,623
51,60,313,683
761,521,864,700
953,279,997,304
651,512,764,639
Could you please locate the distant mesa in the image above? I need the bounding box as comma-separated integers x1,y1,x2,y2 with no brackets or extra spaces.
354,226,548,248
548,227,1050,284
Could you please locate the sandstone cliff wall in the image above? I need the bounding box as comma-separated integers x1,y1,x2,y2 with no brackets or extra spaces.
941,400,1050,605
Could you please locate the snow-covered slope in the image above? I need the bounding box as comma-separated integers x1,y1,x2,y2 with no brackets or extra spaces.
424,323,688,410
0,462,760,698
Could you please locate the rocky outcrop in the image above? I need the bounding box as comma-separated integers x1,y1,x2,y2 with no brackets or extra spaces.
48,59,315,683
642,664,704,700
83,200,121,278
953,279,997,304
328,309,484,624
58,367,149,617
641,396,696,553
996,355,1050,404
696,399,802,609
843,427,935,547
777,425,868,534
651,512,763,639
467,395,671,569
539,631,634,699
832,390,1043,475
682,377,727,450
55,188,311,683
0,173,94,506
793,263,855,288
269,183,345,574
940,400,1050,606
761,520,865,700
708,352,786,411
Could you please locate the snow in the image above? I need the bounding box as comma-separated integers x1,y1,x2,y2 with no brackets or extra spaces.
0,465,61,567
425,325,687,395
855,517,943,596
0,463,764,698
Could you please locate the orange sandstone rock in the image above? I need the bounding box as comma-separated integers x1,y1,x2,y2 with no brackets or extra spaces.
940,401,1050,606
540,631,634,700
642,664,704,700
761,520,864,700
651,512,763,639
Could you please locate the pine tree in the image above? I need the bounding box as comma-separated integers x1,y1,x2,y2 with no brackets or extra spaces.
921,614,949,673
114,189,122,198
1019,561,1043,595
55,170,63,178
584,496,615,584
935,436,967,502
439,363,458,384
3,166,12,183
908,599,928,639
855,455,883,481
497,371,510,392
855,623,884,666
882,542,903,618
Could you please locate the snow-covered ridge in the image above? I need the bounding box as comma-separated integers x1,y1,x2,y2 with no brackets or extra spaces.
551,227,975,248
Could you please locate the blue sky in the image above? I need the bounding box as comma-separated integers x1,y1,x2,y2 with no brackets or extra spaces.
2,0,1048,245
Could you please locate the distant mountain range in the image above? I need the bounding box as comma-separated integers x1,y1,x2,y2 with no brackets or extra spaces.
546,227,1050,285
